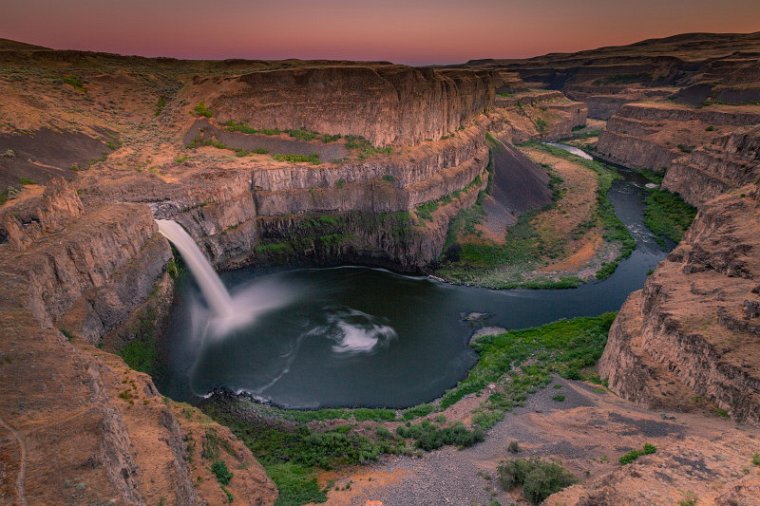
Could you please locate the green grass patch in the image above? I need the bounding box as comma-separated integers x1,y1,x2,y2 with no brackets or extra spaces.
211,460,233,485
155,96,168,117
61,74,86,92
444,313,615,428
18,177,36,186
619,443,656,465
273,153,320,165
119,307,159,374
644,189,696,247
194,101,212,118
344,135,393,159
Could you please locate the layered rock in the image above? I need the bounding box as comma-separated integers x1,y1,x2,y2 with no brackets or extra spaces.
194,66,496,146
600,185,760,425
596,102,760,172
663,125,760,207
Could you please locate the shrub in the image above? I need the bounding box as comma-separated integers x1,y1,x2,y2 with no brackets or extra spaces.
497,458,576,504
155,96,167,117
194,101,212,118
396,420,484,451
62,75,85,92
273,153,320,165
619,443,656,465
751,453,760,466
18,177,36,186
211,460,233,485
335,178,346,189
508,441,521,453
535,118,548,133
552,394,565,402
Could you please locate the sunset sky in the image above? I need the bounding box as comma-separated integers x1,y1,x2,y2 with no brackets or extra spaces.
1,0,759,64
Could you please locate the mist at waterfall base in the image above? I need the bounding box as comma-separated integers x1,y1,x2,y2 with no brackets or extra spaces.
156,166,666,409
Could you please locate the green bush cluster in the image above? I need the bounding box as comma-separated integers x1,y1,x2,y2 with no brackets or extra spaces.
497,458,577,504
211,460,233,485
395,420,484,450
194,101,212,118
619,443,656,464
273,153,320,165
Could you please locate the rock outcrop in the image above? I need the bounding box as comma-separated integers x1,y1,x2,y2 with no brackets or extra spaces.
0,179,278,505
600,185,760,425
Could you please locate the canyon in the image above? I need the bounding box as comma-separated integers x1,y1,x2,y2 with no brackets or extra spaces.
0,32,759,505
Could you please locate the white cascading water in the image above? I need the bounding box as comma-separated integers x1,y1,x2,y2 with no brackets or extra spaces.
155,219,234,319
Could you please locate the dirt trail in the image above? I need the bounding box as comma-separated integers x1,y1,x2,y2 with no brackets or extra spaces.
323,377,759,505
0,413,27,506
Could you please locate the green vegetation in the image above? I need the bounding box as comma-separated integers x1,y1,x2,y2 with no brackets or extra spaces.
706,125,715,132
334,178,346,189
203,402,406,506
497,458,577,504
445,313,615,428
61,74,86,92
619,443,657,465
155,96,168,117
396,420,484,450
59,328,76,341
211,460,233,485
19,177,37,186
415,174,484,223
534,117,548,134
508,441,521,453
752,453,760,466
382,174,395,183
344,135,393,159
679,492,698,506
534,143,636,279
194,101,213,118
273,153,320,165
644,189,697,247
119,307,159,374
551,394,565,402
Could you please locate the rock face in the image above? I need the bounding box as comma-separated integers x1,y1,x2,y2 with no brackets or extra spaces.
199,66,496,146
663,125,760,207
599,185,760,425
596,102,760,174
0,180,278,505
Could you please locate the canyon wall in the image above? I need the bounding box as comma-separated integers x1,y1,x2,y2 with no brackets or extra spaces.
196,66,496,146
0,180,278,505
600,184,760,424
596,103,760,175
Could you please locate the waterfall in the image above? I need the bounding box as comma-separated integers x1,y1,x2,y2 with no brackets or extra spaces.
155,219,234,318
